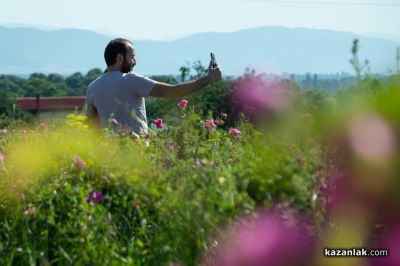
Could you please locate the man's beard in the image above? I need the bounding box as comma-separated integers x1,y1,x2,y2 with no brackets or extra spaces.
121,56,133,73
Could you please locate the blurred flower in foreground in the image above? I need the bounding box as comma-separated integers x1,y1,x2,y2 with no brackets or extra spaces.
204,119,217,132
37,122,48,131
153,118,164,128
347,113,396,163
229,128,241,138
177,99,189,109
205,211,316,266
231,71,295,122
20,129,27,135
0,152,5,164
72,155,87,170
86,191,105,204
369,223,400,266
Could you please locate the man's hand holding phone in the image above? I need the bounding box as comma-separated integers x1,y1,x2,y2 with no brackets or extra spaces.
208,52,222,83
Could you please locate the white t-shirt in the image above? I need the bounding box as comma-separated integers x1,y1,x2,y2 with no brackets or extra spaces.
83,71,157,134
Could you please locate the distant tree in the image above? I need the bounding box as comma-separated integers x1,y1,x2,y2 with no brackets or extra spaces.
149,75,178,84
85,68,102,81
396,46,400,75
29,73,47,80
191,60,207,79
179,61,191,82
313,74,318,88
47,73,65,84
350,39,370,81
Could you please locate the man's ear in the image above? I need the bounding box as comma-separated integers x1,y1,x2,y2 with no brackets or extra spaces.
116,53,123,64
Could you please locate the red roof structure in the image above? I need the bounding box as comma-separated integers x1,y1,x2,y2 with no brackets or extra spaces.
16,96,85,111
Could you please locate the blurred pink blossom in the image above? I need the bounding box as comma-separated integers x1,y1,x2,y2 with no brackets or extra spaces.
153,118,164,128
0,152,4,164
72,155,87,170
177,99,189,109
348,113,395,162
206,211,316,266
229,128,241,138
204,119,217,132
231,72,293,121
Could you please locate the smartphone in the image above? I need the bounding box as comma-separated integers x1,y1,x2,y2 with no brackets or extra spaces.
210,52,217,68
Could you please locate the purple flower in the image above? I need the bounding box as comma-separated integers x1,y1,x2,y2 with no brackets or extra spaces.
86,191,104,204
92,191,104,203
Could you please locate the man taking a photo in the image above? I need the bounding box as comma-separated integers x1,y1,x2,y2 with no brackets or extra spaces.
83,38,222,135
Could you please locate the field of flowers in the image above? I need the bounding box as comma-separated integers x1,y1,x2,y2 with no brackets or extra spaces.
0,73,400,265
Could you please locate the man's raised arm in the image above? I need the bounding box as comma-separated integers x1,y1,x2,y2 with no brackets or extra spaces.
150,61,222,98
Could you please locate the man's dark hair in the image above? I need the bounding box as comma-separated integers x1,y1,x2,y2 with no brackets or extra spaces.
104,38,133,66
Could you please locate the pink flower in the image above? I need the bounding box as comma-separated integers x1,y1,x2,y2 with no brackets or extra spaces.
86,191,105,204
0,152,4,164
37,122,48,131
177,99,189,109
229,128,241,138
204,119,217,132
0,128,7,136
72,155,87,170
111,118,118,126
153,118,164,128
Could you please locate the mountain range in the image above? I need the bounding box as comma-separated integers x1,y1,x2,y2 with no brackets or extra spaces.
0,25,399,76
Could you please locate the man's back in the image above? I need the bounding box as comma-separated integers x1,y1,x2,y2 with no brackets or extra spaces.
84,71,156,134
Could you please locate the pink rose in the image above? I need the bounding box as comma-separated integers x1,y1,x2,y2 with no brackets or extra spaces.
153,118,164,128
72,155,87,170
204,119,217,132
177,99,189,109
229,128,241,138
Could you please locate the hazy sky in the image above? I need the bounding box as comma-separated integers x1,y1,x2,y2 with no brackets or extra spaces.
1,0,400,40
